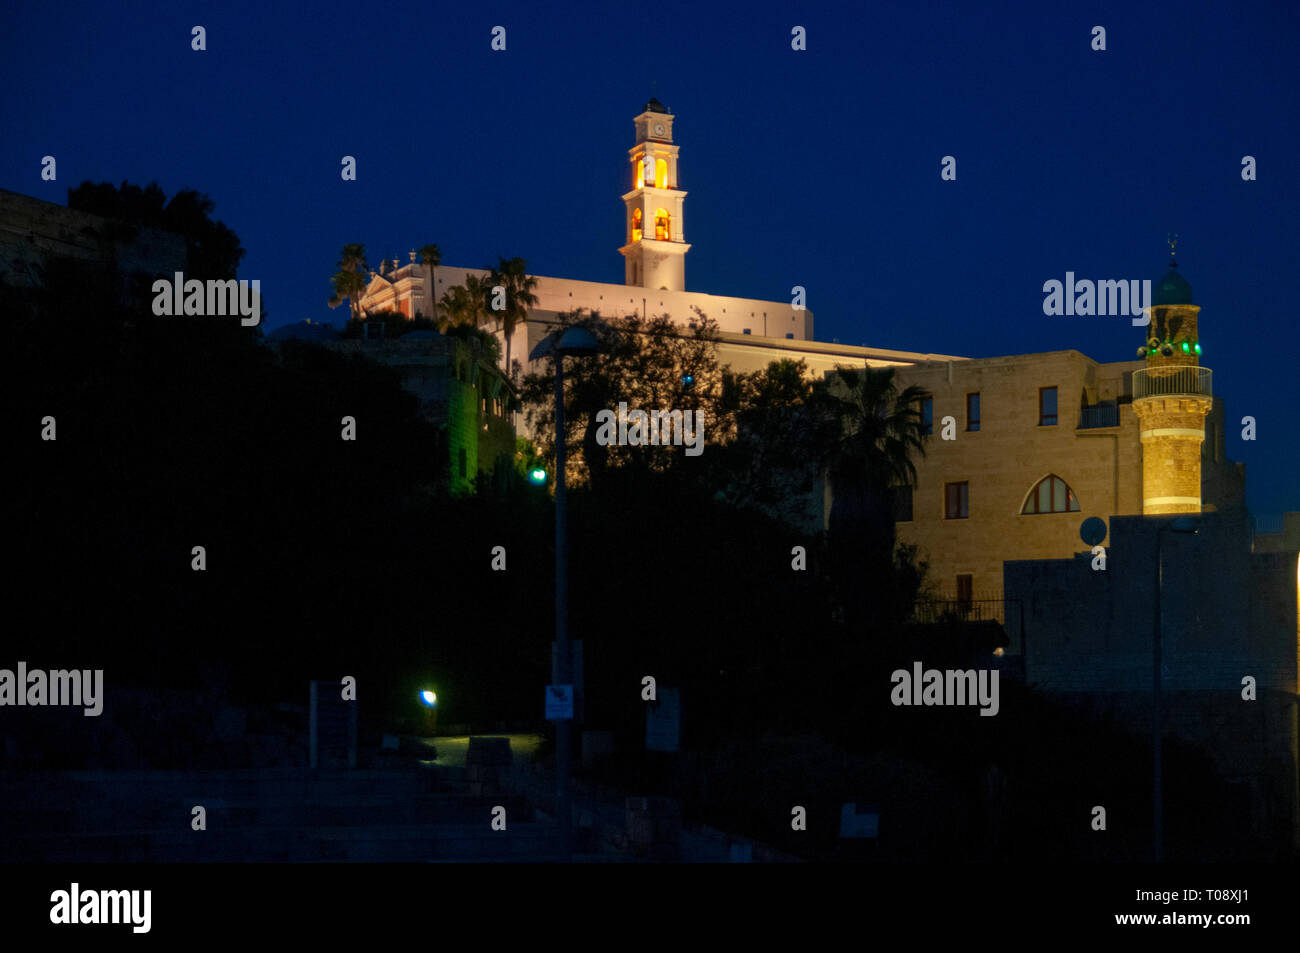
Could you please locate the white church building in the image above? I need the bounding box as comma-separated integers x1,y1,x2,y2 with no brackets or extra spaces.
357,98,963,382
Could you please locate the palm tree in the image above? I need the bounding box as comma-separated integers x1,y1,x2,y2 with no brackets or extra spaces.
437,274,491,332
814,365,929,627
437,284,468,331
817,366,928,536
488,256,539,371
418,244,441,324
327,243,369,321
462,273,493,330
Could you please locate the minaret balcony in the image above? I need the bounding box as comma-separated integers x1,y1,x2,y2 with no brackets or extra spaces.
1133,365,1212,400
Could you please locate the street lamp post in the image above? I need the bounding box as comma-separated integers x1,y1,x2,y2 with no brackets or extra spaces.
532,326,601,860
1153,515,1199,863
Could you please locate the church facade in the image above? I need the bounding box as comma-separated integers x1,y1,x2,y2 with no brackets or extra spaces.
357,99,965,387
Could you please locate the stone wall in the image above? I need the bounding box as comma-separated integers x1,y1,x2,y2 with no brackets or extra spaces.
1005,512,1299,848
0,188,186,287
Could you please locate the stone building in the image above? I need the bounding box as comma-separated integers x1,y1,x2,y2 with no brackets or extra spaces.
886,272,1245,605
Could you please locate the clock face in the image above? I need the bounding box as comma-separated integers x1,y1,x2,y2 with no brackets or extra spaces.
653,122,665,136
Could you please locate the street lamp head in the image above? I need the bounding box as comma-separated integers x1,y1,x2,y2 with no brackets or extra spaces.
529,326,603,362
556,326,600,356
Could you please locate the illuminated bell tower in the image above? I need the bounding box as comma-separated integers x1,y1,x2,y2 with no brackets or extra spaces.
619,97,690,292
1132,237,1213,515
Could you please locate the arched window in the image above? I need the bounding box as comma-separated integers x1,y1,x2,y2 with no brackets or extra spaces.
655,158,668,189
655,209,671,241
1021,475,1080,514
634,159,644,189
631,208,642,241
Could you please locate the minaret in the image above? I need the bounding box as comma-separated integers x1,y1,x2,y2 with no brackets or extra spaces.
619,97,690,292
1132,236,1213,514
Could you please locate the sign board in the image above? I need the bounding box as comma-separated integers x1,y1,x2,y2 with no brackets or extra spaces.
551,640,584,721
839,802,880,839
645,686,681,752
545,684,574,721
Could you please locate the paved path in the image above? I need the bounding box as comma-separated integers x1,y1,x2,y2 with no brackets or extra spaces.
420,733,543,768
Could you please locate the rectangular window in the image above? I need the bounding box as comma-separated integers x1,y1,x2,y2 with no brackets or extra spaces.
1039,386,1058,426
892,485,913,522
920,396,933,435
967,392,980,431
945,481,969,519
956,574,973,610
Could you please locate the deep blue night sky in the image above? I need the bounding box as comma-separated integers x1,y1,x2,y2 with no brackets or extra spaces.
4,0,1296,517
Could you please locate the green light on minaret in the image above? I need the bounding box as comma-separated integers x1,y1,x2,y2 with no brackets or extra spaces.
1181,341,1190,353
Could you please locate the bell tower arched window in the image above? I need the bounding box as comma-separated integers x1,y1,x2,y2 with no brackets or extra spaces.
631,208,642,242
655,209,671,241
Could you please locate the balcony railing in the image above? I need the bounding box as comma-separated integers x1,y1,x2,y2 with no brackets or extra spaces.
1078,402,1120,429
1132,365,1212,400
911,598,1027,659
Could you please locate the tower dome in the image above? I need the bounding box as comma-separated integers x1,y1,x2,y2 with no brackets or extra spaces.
1153,265,1193,306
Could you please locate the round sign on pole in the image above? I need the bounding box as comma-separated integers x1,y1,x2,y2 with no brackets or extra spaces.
1079,516,1107,547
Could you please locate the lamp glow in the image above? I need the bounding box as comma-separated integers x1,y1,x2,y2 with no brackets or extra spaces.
420,690,437,706
529,467,547,485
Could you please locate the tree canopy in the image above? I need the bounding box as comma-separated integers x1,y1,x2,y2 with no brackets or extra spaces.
67,180,246,280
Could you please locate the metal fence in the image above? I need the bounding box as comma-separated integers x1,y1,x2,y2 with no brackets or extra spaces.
1132,365,1212,400
912,598,1026,658
1078,403,1120,429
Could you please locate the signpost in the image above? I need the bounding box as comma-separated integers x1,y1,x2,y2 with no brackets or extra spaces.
545,684,574,721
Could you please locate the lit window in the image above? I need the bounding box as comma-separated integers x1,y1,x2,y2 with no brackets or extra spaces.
945,481,968,519
634,159,645,189
1021,475,1080,514
631,208,642,242
655,158,668,189
655,209,671,241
